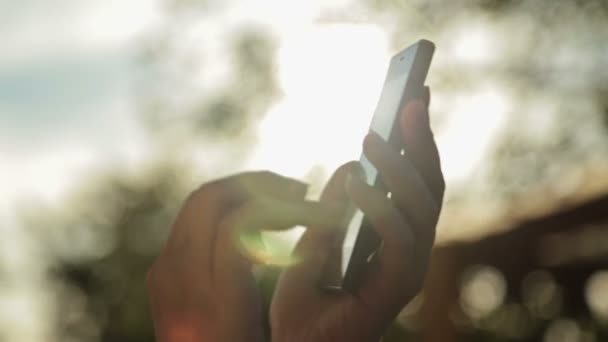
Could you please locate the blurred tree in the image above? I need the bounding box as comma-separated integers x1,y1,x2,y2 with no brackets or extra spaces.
23,163,190,341
319,0,607,207
21,0,284,340
135,5,280,160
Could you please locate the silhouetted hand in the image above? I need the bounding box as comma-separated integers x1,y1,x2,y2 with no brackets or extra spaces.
146,172,344,342
271,88,445,342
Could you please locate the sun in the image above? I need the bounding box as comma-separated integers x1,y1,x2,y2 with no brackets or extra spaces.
248,23,390,180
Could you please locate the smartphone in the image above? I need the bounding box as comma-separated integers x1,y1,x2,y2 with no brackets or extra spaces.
320,39,435,292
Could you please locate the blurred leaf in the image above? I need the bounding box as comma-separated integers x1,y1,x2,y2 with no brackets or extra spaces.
197,94,247,137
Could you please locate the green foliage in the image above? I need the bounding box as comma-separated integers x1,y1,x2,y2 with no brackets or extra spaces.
22,164,189,341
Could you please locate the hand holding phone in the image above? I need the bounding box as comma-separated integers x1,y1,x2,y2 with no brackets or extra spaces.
320,39,436,291
271,39,444,342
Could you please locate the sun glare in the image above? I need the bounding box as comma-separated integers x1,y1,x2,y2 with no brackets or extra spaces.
248,23,389,261
249,23,511,259
248,24,389,179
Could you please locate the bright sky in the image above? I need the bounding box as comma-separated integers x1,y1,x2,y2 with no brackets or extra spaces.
0,0,161,207
0,1,510,340
0,0,509,209
248,23,389,178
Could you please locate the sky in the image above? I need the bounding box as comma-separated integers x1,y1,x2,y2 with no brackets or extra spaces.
0,1,165,340
0,0,513,211
0,0,163,208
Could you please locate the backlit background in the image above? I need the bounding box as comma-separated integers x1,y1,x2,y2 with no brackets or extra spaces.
1,0,608,341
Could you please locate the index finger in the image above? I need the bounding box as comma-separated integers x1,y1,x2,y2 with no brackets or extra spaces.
164,171,309,269
215,196,345,267
193,170,309,209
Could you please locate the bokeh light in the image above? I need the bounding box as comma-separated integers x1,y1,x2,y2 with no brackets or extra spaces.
459,265,507,320
544,319,582,342
522,270,563,319
585,271,608,323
